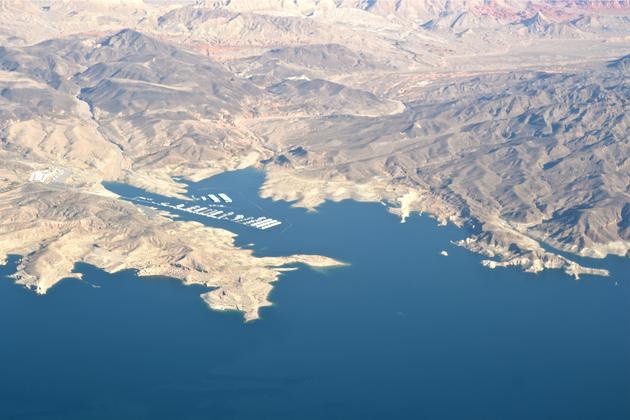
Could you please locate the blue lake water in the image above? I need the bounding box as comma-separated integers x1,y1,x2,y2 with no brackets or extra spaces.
1,168,629,420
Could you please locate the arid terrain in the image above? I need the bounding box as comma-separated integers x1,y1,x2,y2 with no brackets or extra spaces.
0,0,628,319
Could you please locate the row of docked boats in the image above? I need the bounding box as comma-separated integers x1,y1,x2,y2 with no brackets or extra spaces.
132,196,282,230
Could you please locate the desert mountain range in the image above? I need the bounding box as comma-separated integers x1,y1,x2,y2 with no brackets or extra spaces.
0,0,628,319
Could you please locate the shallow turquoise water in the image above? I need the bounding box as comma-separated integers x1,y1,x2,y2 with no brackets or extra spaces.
1,169,628,419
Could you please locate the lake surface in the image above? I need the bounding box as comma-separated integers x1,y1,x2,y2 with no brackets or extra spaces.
2,169,629,420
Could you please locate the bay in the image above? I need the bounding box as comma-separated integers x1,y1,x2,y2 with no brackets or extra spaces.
1,169,628,420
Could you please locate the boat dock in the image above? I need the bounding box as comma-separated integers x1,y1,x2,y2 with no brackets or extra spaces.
131,195,283,231
193,193,232,204
218,193,232,203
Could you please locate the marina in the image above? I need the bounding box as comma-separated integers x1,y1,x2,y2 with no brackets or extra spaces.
131,194,283,231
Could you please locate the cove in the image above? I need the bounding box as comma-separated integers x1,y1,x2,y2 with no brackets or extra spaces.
1,169,628,420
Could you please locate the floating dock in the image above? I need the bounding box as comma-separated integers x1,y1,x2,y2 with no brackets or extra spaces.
218,193,232,203
131,196,281,230
260,220,282,230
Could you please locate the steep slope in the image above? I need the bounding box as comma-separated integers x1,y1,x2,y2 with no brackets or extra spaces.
246,59,629,275
157,7,327,47
0,26,343,321
227,43,394,85
262,78,403,116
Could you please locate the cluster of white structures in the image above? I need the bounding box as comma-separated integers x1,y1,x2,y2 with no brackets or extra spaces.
29,167,65,183
133,196,282,231
192,193,232,204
